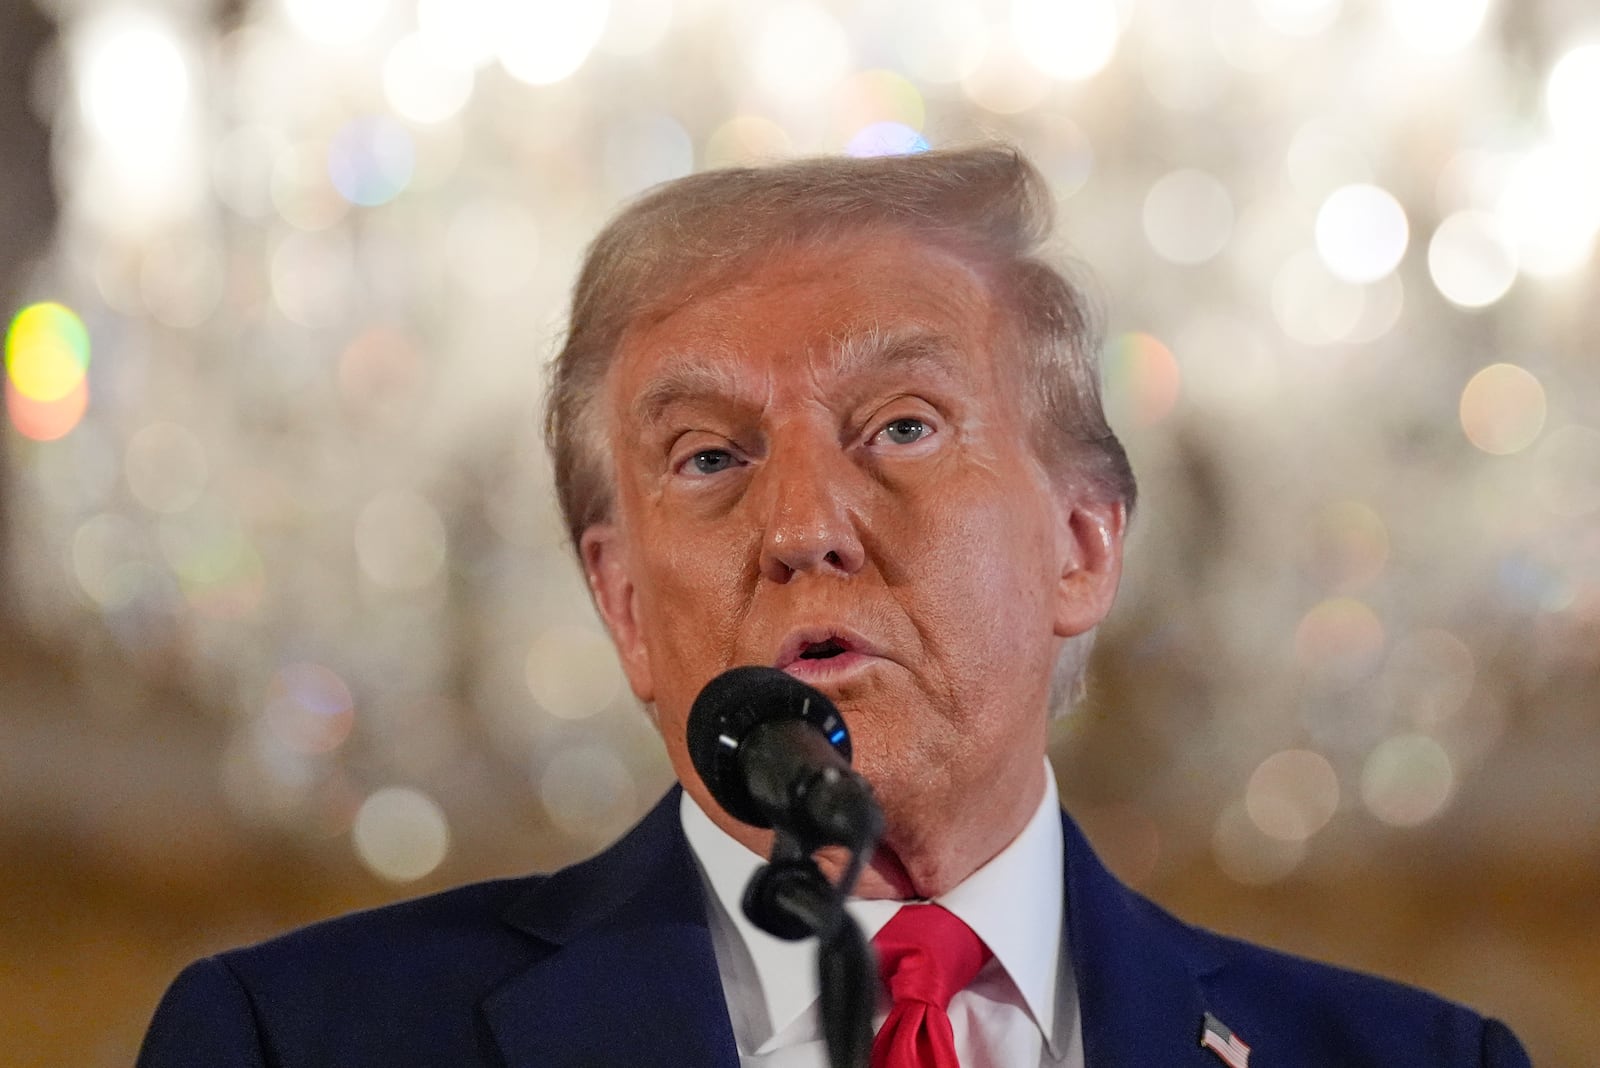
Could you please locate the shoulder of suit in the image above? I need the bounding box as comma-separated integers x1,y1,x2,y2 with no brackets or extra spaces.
1164,908,1511,1060
214,872,549,996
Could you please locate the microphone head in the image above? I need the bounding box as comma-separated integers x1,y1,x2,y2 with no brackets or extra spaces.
686,666,852,828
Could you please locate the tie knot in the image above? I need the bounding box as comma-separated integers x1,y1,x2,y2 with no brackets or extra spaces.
873,904,991,1010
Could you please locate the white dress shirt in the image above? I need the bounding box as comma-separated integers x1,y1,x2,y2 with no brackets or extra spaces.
681,762,1085,1067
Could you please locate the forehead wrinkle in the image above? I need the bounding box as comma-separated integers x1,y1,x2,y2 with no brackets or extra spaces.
627,322,978,435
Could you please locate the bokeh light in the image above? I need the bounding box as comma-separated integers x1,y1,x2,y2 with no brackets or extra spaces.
354,489,448,591
1213,800,1306,885
1011,0,1122,82
1253,0,1342,37
1138,14,1229,113
894,0,988,84
846,121,930,158
1295,596,1385,686
1272,250,1365,345
746,2,851,105
1030,119,1095,198
1211,0,1295,75
497,1,610,86
266,662,356,755
1382,0,1491,56
352,786,451,882
74,11,190,152
961,35,1051,115
1315,184,1409,284
213,123,289,219
160,505,267,620
71,512,145,609
416,0,498,67
1285,121,1373,202
271,230,357,328
1361,734,1455,827
283,0,389,47
6,303,90,403
598,0,675,57
1494,145,1600,277
7,377,89,443
539,744,639,842
1307,501,1389,592
5,303,91,442
834,70,926,141
272,143,350,231
1428,210,1517,308
1246,749,1341,842
383,33,475,124
705,115,794,167
1142,168,1235,265
1460,363,1546,456
337,327,425,415
524,625,624,720
1379,629,1476,730
1546,43,1600,157
1346,272,1405,344
1104,332,1182,429
328,117,416,207
125,422,208,514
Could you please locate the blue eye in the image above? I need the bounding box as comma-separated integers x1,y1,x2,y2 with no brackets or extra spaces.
687,449,737,475
877,417,931,445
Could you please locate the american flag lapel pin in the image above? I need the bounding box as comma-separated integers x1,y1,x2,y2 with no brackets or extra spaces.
1199,1011,1251,1068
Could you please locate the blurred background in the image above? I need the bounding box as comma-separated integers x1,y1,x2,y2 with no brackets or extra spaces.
2,0,1597,1063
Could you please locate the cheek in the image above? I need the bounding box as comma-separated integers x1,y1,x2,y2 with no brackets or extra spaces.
901,476,1060,670
634,522,753,690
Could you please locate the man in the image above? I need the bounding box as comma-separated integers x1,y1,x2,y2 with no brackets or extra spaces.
139,147,1529,1066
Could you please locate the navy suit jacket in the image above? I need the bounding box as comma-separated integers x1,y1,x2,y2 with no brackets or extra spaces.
139,787,1529,1067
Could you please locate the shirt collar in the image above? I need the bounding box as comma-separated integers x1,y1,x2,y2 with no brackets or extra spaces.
680,760,1065,1054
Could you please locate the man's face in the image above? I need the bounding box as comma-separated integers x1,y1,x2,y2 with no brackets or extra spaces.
582,229,1123,892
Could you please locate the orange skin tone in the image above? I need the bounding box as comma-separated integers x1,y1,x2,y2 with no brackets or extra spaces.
582,229,1125,900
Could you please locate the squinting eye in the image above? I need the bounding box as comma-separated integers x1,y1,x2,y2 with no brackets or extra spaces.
876,417,931,446
686,449,738,475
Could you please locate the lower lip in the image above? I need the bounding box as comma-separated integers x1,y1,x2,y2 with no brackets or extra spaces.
781,650,880,684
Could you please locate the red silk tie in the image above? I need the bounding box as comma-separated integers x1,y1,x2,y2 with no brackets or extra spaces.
870,904,993,1068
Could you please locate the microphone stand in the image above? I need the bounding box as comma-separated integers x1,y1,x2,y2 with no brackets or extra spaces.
742,824,876,1068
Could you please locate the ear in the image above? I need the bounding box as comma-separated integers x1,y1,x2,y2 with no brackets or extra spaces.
580,522,656,704
1052,496,1127,639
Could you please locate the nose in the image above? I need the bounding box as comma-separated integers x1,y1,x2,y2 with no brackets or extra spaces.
756,441,866,583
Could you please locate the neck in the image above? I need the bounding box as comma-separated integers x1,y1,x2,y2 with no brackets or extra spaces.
699,758,1048,901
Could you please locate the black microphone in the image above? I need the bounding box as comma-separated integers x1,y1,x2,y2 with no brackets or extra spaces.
686,665,884,852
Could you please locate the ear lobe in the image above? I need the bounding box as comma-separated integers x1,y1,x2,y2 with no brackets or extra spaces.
1053,497,1127,639
580,523,656,704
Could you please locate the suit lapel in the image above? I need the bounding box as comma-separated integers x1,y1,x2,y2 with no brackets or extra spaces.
481,790,1235,1066
484,788,740,1068
1061,809,1230,1067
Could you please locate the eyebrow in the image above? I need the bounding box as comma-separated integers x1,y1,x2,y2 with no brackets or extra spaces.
830,324,970,387
630,326,972,429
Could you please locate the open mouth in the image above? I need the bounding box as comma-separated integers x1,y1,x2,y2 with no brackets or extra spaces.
798,638,849,660
774,628,879,678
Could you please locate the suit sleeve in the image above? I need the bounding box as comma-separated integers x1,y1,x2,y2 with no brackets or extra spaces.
1480,1016,1532,1068
136,956,270,1068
